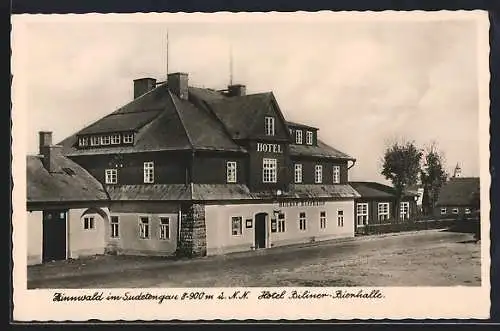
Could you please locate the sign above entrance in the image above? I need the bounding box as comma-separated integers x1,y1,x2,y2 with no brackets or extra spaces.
256,142,283,154
279,200,326,208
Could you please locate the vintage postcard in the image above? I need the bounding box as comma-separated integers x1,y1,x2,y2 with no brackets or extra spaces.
11,10,491,321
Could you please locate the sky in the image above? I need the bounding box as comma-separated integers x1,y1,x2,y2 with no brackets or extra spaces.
12,13,485,184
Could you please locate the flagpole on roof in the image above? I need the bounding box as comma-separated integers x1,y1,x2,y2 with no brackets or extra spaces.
166,30,169,81
229,43,233,86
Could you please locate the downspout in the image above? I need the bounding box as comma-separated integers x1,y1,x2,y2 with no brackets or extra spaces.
179,149,195,244
178,208,182,243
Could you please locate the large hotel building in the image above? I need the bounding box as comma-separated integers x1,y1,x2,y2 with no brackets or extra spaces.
27,72,361,263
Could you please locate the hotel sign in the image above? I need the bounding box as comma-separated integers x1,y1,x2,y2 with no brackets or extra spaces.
256,142,283,154
279,200,326,208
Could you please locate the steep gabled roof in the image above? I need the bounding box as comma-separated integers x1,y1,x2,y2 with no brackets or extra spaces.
202,92,274,139
27,154,108,203
436,177,480,207
171,92,245,151
59,84,244,156
58,80,353,160
349,181,417,199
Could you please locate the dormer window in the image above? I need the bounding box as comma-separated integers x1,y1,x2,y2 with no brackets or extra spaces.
123,133,134,144
110,133,121,145
265,116,275,136
306,131,313,145
295,130,303,144
78,136,89,147
90,136,100,146
101,135,111,145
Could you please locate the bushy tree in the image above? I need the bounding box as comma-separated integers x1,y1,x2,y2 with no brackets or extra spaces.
420,143,448,215
381,140,422,222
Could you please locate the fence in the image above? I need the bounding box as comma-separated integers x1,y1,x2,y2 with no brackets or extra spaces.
356,218,479,236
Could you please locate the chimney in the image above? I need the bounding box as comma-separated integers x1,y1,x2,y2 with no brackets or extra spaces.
38,131,63,173
227,84,246,97
133,77,157,99
167,72,189,100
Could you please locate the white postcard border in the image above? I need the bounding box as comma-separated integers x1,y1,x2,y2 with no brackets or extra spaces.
11,10,491,321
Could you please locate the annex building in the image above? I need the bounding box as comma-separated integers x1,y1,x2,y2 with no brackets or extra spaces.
28,72,361,262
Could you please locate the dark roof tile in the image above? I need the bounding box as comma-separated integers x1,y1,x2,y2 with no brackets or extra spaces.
436,177,480,207
203,93,275,139
78,110,163,135
106,184,191,201
27,155,108,203
349,181,417,199
286,184,361,199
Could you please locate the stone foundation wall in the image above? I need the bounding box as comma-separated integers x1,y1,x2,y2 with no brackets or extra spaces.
177,203,207,257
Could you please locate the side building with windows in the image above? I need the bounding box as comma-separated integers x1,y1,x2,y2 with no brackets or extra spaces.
349,181,418,234
435,177,480,219
26,132,110,265
54,72,360,258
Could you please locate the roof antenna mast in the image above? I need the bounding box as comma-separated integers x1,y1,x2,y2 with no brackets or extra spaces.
229,43,233,86
166,30,170,81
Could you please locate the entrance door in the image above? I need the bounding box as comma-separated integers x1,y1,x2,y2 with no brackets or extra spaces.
254,213,267,249
42,210,67,262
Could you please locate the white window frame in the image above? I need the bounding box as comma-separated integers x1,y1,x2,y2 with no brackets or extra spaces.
110,133,121,145
78,136,89,147
83,216,95,230
105,168,118,184
90,136,100,146
262,158,277,183
378,202,390,221
277,213,286,233
299,212,307,231
441,207,447,215
356,203,369,226
264,116,275,136
231,216,243,236
294,163,303,183
295,130,303,144
315,165,323,184
100,135,111,145
159,217,170,240
400,201,410,220
337,209,344,227
319,211,327,229
306,131,313,145
333,165,340,184
143,161,154,184
110,215,119,238
226,161,237,183
452,208,459,214
465,208,471,214
139,216,150,239
123,133,134,144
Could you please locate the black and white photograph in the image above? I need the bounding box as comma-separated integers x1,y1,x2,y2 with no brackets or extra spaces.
12,11,490,320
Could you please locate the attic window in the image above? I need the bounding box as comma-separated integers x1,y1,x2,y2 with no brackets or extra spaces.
62,167,76,176
123,133,134,144
265,117,275,136
78,136,89,147
101,135,111,145
306,131,313,145
295,130,303,144
110,134,121,145
90,136,100,146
